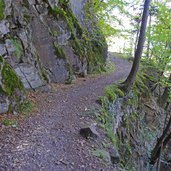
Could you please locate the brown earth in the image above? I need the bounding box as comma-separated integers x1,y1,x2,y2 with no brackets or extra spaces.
0,57,131,171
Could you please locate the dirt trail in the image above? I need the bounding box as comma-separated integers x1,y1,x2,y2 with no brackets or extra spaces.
0,57,131,171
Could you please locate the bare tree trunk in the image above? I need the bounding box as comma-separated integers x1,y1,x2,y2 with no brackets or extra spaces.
121,0,151,92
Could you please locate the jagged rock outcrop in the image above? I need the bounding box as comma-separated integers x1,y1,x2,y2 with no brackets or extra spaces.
0,0,107,113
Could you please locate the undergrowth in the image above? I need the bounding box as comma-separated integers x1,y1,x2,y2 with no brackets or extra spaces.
18,100,35,115
97,64,161,170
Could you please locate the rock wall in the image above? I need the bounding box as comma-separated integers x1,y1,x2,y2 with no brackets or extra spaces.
0,56,25,114
0,0,107,113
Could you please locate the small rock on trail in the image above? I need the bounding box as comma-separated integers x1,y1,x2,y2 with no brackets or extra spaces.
79,125,99,139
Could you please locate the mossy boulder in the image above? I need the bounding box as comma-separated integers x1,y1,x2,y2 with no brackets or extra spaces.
0,56,25,114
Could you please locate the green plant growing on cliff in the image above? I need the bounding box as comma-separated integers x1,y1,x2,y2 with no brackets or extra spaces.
50,1,107,72
50,6,84,56
133,72,149,96
97,85,125,145
104,84,124,102
0,0,4,20
1,57,24,96
54,42,65,59
11,38,23,60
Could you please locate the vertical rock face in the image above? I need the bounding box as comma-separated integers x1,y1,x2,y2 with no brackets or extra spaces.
0,0,107,113
70,0,86,25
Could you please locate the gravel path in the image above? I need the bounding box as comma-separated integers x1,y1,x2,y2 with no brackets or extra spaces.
0,57,131,171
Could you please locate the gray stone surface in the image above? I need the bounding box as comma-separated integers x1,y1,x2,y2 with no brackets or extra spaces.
0,0,106,113
31,17,69,83
15,64,45,89
28,0,36,5
0,20,10,37
4,0,12,17
109,147,120,164
5,39,16,54
70,0,87,25
47,0,59,8
0,95,9,114
80,125,99,139
57,32,71,45
0,44,7,56
18,30,28,49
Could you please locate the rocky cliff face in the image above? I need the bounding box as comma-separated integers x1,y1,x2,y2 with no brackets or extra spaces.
0,0,107,114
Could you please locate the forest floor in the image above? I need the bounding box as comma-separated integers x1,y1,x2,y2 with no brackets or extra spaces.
0,57,131,171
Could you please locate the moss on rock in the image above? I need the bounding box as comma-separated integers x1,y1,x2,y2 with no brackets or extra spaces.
54,42,66,59
104,85,124,102
0,0,5,20
49,0,107,73
0,56,24,96
11,38,23,61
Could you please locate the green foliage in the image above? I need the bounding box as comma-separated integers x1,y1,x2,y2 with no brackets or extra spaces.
88,0,126,37
104,84,124,102
51,5,82,37
18,100,35,114
105,86,117,102
1,57,24,96
133,72,149,96
145,2,171,70
50,2,107,72
2,119,17,127
99,96,109,110
97,85,125,146
144,2,171,99
54,43,65,59
11,38,23,60
41,68,50,83
92,149,110,161
105,124,117,144
0,0,4,20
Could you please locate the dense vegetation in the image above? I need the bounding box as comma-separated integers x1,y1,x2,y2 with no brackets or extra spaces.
94,0,171,170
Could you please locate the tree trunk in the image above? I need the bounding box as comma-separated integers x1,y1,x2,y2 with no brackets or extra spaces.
150,115,171,165
122,0,151,92
147,14,152,58
158,74,171,108
134,26,140,55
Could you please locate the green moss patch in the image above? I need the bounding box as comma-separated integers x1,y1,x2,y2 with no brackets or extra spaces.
49,1,107,72
18,100,35,115
92,149,110,161
104,84,124,102
1,58,24,96
54,43,66,59
11,38,23,60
